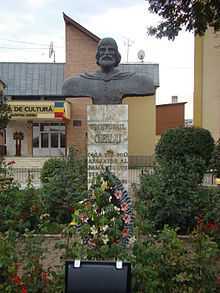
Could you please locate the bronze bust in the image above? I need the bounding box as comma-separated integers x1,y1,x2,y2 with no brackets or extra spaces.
62,38,155,104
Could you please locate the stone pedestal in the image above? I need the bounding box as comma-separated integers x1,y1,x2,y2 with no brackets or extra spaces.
87,105,128,190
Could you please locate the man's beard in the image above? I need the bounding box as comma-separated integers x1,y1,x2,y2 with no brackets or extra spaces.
99,56,116,67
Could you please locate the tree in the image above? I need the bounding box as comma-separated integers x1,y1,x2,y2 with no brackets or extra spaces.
147,0,220,40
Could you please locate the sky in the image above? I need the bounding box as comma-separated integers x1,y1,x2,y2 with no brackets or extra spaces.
0,0,194,118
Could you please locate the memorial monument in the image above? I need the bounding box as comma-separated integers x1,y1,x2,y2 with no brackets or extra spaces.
62,37,155,189
62,37,155,104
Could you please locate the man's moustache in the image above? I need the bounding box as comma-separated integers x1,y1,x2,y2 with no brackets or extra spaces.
101,56,113,60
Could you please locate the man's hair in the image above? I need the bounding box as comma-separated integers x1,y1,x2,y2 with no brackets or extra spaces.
96,38,121,67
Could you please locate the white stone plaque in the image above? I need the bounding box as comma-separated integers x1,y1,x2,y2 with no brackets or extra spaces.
87,105,128,190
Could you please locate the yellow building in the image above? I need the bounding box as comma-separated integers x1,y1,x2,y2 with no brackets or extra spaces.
194,27,220,141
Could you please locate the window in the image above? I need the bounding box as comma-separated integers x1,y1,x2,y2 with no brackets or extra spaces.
51,133,59,148
41,133,48,148
60,133,66,148
33,136,39,148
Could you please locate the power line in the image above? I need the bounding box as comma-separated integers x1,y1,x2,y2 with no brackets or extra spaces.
0,46,48,50
0,38,49,46
0,38,64,48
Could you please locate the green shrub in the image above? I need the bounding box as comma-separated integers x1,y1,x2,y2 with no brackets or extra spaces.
132,226,219,293
0,185,43,233
0,231,18,292
156,127,214,178
210,138,220,177
139,159,204,233
195,186,220,246
40,158,65,184
41,147,87,224
138,127,215,233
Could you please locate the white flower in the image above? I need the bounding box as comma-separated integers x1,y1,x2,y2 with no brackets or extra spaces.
114,206,120,212
90,225,98,236
128,236,136,246
101,180,108,191
102,225,109,232
40,213,50,220
102,234,109,245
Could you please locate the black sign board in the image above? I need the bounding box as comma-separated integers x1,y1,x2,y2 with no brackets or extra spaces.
65,260,131,293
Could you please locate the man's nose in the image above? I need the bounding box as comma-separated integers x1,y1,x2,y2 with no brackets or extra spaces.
105,48,112,54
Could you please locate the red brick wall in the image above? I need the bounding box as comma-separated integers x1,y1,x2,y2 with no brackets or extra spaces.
64,23,99,78
156,103,185,135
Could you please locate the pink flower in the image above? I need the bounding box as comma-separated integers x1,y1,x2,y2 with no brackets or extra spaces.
121,202,129,212
7,160,16,166
114,190,123,200
122,214,131,224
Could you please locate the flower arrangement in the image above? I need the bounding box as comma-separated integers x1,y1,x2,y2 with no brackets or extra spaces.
66,168,133,260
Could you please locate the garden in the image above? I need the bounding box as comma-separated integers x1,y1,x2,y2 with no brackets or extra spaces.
1,128,220,292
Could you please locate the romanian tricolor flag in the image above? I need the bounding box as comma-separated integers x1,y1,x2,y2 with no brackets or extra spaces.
54,101,65,118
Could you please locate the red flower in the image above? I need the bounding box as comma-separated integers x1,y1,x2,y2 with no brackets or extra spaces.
121,203,129,212
68,207,75,213
206,222,218,232
196,215,204,226
122,228,129,238
12,275,21,285
112,238,119,244
21,287,28,293
216,275,220,286
41,271,48,283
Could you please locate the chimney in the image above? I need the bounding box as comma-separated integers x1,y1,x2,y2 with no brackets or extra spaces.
171,95,178,103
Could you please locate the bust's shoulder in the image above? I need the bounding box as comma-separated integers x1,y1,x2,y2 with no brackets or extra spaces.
131,72,153,82
63,75,82,86
120,72,155,96
62,75,88,95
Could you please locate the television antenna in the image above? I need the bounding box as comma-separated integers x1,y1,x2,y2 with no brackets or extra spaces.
124,38,134,63
49,41,56,63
